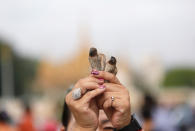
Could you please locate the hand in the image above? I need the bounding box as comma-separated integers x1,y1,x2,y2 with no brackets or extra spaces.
92,71,131,129
65,76,105,130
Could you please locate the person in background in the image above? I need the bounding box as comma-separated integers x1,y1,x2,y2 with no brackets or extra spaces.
61,70,142,131
0,110,15,131
141,94,156,131
17,105,36,131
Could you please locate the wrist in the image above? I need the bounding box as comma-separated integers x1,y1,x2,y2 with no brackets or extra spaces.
123,116,131,128
117,116,131,130
116,112,131,130
115,114,142,131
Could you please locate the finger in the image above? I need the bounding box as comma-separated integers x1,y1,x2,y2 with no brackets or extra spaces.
67,86,105,107
74,77,104,94
92,71,121,84
102,92,130,113
103,98,113,119
81,87,106,103
103,83,127,92
65,90,76,105
76,81,101,94
87,76,105,84
79,76,104,85
98,92,121,109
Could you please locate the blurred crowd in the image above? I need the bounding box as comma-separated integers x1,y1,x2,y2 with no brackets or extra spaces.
0,103,59,131
0,92,195,131
140,94,195,131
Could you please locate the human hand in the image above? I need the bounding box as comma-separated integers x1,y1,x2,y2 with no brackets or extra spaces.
65,76,105,130
92,71,131,129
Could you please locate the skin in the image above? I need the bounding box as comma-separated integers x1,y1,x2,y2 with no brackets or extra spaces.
61,110,115,131
65,71,131,131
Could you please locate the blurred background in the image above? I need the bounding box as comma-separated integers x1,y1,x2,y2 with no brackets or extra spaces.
0,0,195,131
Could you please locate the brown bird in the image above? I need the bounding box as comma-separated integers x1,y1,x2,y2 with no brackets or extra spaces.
105,56,117,75
88,47,106,71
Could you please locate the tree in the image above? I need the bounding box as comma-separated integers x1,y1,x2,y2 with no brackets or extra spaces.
163,68,195,87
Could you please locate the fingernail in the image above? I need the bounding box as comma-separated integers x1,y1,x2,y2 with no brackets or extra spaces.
91,70,99,75
99,85,105,89
99,78,104,81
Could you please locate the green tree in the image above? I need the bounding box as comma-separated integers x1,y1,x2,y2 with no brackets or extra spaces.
163,68,195,87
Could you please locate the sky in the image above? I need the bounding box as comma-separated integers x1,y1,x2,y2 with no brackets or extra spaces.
0,0,195,68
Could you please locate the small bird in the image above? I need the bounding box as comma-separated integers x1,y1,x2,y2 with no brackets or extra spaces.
88,47,106,71
105,56,117,75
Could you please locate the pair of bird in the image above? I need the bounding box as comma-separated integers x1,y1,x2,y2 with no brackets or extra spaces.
88,47,117,76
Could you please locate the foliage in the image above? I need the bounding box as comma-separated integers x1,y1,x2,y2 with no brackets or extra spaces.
0,40,38,96
163,68,195,87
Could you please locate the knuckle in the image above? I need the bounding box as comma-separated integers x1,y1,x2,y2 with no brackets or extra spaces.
78,79,85,88
86,91,93,98
89,76,94,81
80,82,84,88
90,76,96,80
81,107,89,113
101,71,106,77
74,103,81,109
72,104,82,112
111,74,116,81
65,94,70,105
75,104,88,113
120,108,126,115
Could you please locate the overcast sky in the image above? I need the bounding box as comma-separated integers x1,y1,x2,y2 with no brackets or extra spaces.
0,0,195,68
